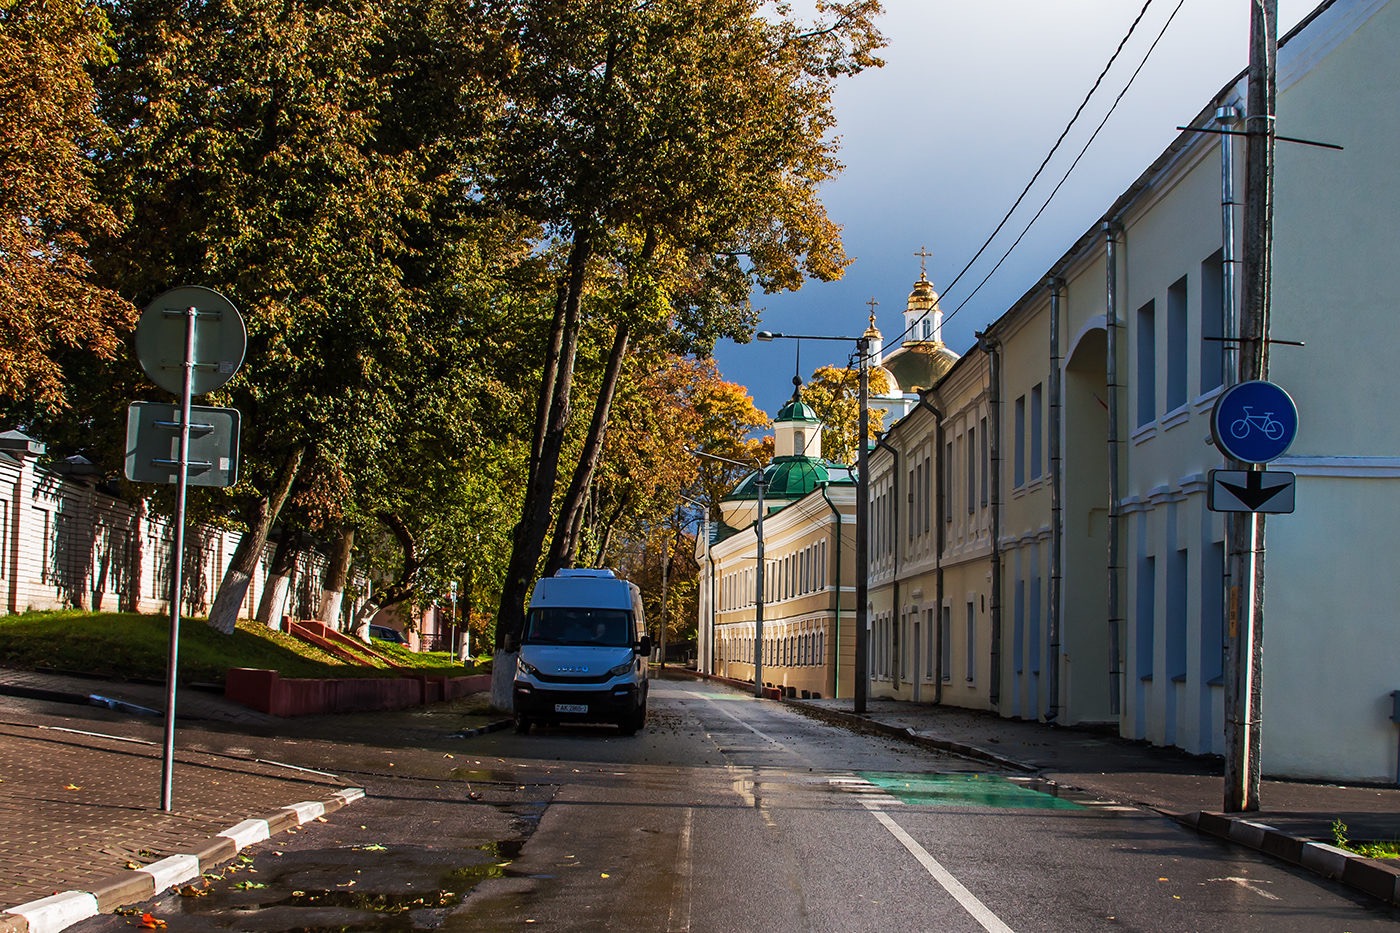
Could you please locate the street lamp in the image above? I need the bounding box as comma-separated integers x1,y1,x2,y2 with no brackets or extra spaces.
755,329,872,714
689,447,767,698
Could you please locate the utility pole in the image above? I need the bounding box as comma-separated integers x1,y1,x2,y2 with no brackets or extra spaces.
1224,0,1277,813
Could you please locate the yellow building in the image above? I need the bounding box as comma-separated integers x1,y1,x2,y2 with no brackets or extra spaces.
698,397,859,699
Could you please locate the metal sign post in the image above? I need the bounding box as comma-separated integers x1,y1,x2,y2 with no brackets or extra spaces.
130,287,245,812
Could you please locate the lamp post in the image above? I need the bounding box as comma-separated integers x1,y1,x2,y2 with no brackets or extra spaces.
756,329,871,714
690,448,767,698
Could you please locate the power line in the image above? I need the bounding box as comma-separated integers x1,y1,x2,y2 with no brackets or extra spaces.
880,0,1162,354
942,0,1188,331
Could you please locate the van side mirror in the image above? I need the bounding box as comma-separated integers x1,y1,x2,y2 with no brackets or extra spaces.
637,635,653,656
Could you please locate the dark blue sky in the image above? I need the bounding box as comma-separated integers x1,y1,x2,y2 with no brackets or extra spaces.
716,0,1311,416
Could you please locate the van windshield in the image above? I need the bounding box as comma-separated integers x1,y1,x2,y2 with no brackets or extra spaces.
524,608,633,647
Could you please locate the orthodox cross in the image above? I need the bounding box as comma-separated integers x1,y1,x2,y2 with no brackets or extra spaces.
866,296,878,328
914,246,933,277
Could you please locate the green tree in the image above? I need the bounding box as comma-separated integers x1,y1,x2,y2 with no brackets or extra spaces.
88,0,514,631
491,0,886,654
0,0,136,414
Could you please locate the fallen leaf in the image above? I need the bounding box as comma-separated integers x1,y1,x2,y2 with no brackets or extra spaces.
337,880,357,887
601,873,610,879
140,912,167,929
65,783,81,791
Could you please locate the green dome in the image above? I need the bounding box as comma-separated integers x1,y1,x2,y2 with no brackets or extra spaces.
774,398,821,423
725,455,856,503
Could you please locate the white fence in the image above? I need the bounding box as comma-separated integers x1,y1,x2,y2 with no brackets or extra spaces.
1,443,338,624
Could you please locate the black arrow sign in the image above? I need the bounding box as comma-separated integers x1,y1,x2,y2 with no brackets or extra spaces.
1219,472,1288,511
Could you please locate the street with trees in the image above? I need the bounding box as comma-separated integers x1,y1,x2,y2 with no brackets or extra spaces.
0,0,885,683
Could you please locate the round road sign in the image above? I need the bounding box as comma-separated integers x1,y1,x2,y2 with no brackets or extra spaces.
1211,380,1298,463
135,286,246,396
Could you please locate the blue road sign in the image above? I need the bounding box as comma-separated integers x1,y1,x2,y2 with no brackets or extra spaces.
1211,380,1298,463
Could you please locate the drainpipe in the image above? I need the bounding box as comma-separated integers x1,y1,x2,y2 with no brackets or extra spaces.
1218,103,1241,388
916,396,945,704
1047,276,1065,723
821,486,843,699
1105,220,1124,717
977,330,1003,709
875,437,900,691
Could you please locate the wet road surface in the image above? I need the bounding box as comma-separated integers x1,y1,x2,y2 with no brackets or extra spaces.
66,677,1400,931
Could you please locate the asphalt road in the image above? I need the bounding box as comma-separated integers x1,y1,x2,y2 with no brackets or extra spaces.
67,676,1399,931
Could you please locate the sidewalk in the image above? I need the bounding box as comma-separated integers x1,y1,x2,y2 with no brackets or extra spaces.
787,693,1400,907
0,670,366,933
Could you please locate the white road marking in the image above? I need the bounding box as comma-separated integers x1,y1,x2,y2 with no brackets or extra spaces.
666,807,695,932
1206,876,1281,900
858,797,1016,933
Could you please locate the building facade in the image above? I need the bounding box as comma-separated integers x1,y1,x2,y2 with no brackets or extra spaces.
864,0,1400,782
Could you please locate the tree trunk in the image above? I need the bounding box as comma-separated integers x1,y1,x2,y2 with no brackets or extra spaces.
207,446,305,634
255,533,298,628
593,490,631,568
545,319,630,575
316,525,355,628
496,232,592,649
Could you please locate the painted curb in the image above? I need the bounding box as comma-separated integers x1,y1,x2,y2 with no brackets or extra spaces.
1188,812,1400,907
1,787,364,933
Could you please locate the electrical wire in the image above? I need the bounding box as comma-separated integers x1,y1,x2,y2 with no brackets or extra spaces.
941,0,1189,331
875,0,1163,356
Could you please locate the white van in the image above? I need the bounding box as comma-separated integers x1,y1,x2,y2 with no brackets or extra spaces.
512,568,651,735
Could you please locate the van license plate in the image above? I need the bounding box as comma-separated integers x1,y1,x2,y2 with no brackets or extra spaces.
554,703,588,714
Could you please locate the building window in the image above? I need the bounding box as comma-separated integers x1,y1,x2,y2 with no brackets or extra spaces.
1014,397,1026,487
966,428,976,514
1137,300,1157,426
1201,542,1225,684
1168,547,1188,682
1201,251,1225,393
965,601,976,683
979,417,989,508
940,606,952,682
1030,383,1043,481
923,455,932,534
1167,276,1188,411
944,441,954,522
1137,555,1156,680
909,465,918,541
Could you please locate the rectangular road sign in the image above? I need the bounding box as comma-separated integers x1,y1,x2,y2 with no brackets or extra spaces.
1208,469,1295,514
125,402,240,487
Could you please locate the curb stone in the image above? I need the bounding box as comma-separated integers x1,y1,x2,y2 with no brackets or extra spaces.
1,787,365,933
1183,810,1400,906
449,718,513,739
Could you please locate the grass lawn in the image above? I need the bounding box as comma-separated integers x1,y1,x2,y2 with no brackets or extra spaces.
0,610,488,685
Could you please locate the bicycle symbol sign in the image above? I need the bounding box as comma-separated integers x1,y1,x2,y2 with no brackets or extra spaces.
1211,380,1298,463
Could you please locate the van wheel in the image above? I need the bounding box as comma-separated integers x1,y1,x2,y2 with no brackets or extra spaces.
514,714,531,735
618,701,645,736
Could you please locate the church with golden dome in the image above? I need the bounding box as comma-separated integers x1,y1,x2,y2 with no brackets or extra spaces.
864,251,960,425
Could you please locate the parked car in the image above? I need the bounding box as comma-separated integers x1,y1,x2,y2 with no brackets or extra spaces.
368,624,406,644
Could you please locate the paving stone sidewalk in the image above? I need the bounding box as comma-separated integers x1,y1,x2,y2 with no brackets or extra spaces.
0,670,363,932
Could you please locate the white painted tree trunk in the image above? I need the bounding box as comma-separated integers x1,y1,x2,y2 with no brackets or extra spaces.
490,650,516,713
256,572,292,629
207,568,252,634
317,589,344,629
349,598,379,642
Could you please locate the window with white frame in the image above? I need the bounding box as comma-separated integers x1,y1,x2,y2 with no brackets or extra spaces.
1167,276,1188,411
1014,398,1026,487
1137,299,1157,426
1201,251,1225,393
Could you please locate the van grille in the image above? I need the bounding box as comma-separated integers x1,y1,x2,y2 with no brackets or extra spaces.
536,670,613,685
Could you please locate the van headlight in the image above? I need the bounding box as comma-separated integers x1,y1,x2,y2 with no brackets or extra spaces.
608,660,634,678
517,658,540,678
